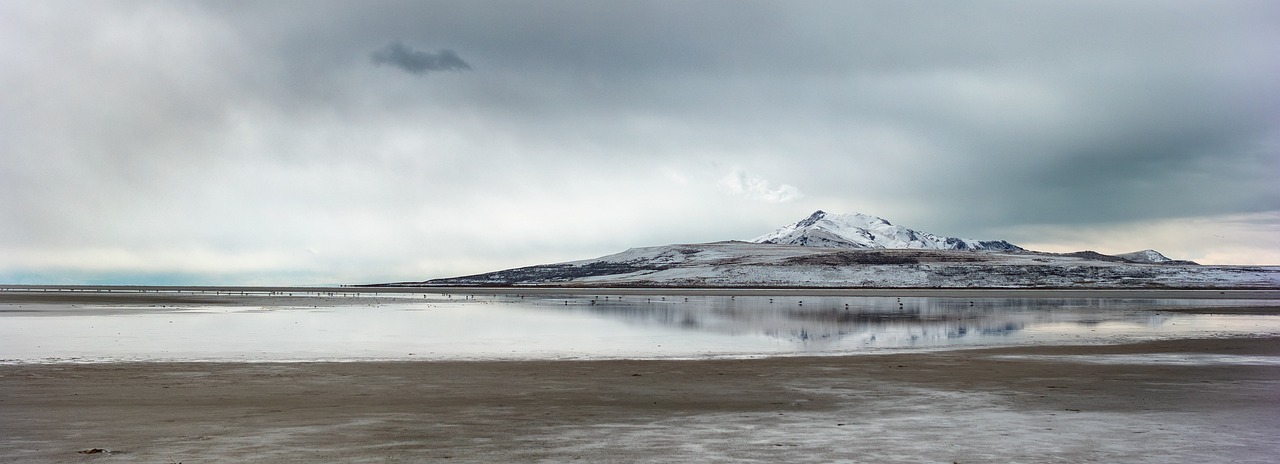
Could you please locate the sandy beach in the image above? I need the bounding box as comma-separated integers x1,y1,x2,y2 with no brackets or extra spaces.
3,335,1278,463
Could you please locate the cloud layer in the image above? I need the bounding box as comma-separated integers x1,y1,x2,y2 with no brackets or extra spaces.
1,1,1277,284
371,41,471,75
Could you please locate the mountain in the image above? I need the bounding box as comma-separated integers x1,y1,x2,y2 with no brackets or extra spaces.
1116,249,1197,265
384,241,1276,288
1117,249,1172,263
378,211,1276,288
753,211,1023,251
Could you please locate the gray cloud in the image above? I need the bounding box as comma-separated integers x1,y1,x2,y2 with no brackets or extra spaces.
371,41,470,75
1,1,1278,285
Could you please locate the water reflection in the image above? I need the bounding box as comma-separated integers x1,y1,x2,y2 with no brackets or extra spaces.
1,292,1277,362
522,295,1201,350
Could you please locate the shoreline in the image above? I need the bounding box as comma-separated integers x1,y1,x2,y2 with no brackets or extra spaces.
3,336,1278,462
4,334,1279,366
3,289,1279,461
4,285,1280,300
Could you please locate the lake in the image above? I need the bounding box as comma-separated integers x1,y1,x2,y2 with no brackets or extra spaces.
2,288,1278,363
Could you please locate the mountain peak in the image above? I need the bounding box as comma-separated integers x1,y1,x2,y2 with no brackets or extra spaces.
795,210,827,228
1116,249,1172,263
753,211,1023,252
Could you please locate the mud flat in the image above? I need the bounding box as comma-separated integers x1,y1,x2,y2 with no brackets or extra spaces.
3,336,1278,463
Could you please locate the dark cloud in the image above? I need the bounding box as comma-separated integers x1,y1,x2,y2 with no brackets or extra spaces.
370,41,471,75
2,1,1278,285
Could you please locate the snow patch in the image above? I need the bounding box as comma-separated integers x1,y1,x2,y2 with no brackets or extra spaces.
752,211,1023,252
1117,249,1173,263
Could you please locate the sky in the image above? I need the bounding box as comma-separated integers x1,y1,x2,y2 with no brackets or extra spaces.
2,0,1278,285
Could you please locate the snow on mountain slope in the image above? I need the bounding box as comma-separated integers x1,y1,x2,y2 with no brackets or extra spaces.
1117,249,1173,263
397,241,1280,288
382,210,1273,288
753,211,1023,252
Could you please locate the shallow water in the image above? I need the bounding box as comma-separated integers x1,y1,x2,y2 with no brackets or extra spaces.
2,291,1278,363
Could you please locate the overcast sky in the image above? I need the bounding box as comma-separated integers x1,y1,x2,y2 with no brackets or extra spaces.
2,0,1278,285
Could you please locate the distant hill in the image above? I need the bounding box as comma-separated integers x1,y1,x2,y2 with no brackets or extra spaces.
1116,249,1198,265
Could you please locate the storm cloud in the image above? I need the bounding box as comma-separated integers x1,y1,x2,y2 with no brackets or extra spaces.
371,41,471,75
1,0,1277,285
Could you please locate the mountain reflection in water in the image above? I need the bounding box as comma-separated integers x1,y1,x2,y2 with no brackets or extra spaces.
2,291,1277,362
542,296,1180,349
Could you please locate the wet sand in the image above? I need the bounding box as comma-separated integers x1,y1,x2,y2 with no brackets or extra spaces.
3,336,1278,463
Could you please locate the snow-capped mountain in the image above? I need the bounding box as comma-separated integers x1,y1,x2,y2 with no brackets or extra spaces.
378,210,1275,288
753,211,1023,252
385,241,1276,288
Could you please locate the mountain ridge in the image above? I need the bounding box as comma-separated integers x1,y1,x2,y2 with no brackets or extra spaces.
752,210,1023,252
377,211,1274,288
